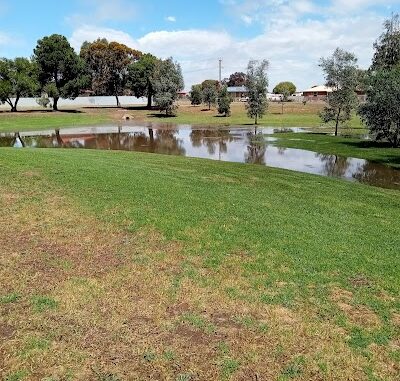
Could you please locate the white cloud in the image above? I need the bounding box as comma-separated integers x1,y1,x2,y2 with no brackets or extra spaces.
68,0,394,91
69,25,137,51
166,16,177,22
0,32,11,45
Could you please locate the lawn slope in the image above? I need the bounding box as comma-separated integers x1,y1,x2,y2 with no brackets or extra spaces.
0,148,399,380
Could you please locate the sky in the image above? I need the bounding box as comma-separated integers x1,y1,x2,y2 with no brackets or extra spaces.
0,0,399,91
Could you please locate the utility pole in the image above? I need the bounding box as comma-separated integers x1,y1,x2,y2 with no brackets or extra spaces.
218,58,222,83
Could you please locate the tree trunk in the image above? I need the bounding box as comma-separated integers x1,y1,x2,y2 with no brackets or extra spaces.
255,115,258,125
147,95,152,109
11,105,17,112
53,97,59,111
208,102,211,110
335,108,341,136
115,94,121,108
55,129,64,147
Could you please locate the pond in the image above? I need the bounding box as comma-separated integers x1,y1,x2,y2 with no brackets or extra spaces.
1,124,399,190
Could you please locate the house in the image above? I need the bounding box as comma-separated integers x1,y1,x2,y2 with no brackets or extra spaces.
227,86,248,100
303,85,333,102
303,85,366,102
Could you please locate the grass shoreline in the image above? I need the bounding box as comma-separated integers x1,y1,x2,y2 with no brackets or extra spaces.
1,147,399,379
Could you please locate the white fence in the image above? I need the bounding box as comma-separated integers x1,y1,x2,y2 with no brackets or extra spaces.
0,96,148,110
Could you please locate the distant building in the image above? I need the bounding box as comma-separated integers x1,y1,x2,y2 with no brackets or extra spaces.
303,85,366,102
303,85,333,102
227,86,248,100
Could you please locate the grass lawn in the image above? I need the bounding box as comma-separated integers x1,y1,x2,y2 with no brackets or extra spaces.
0,109,112,132
0,102,364,133
274,133,400,168
0,148,399,380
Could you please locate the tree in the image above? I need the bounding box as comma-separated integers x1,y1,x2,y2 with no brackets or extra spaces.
358,14,400,147
359,70,400,148
226,72,247,87
81,39,141,107
202,86,217,110
217,86,232,116
273,81,296,101
0,58,38,112
34,34,88,111
201,79,219,90
319,48,359,136
371,13,400,70
153,58,184,116
189,84,203,106
127,53,159,109
245,60,269,125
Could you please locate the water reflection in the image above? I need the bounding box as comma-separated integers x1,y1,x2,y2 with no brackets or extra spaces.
1,125,399,190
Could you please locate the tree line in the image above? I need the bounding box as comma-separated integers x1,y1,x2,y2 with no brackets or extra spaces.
319,13,400,146
0,34,184,114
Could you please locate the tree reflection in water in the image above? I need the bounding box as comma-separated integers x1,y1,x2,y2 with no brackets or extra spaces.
245,127,267,165
317,154,350,177
190,129,234,158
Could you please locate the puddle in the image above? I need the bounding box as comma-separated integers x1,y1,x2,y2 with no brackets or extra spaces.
0,125,399,190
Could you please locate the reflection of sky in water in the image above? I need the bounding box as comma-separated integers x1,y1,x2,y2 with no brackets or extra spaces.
1,125,399,190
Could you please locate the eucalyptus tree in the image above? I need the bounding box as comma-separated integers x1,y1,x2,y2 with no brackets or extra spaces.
319,48,359,136
127,53,159,109
189,84,203,106
359,13,400,147
245,60,269,125
0,57,38,112
217,86,232,116
34,34,88,111
81,38,142,107
153,58,184,116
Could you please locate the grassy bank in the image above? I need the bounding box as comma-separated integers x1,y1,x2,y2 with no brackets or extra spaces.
0,148,399,380
0,109,112,132
0,102,364,133
274,133,400,168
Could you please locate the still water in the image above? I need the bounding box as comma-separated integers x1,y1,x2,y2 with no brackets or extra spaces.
1,124,399,190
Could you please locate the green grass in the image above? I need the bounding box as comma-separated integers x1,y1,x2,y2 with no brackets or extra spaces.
0,147,399,379
0,110,111,132
274,132,400,168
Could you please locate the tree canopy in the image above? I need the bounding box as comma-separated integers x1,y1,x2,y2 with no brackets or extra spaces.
217,86,232,117
127,53,159,108
359,66,400,147
246,60,269,125
34,34,88,111
273,82,296,100
226,72,247,87
153,58,184,115
371,13,400,70
319,48,359,136
80,38,142,107
189,84,203,106
0,58,38,112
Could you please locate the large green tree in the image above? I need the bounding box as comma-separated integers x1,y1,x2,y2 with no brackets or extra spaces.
34,34,88,111
202,86,217,110
359,66,400,147
371,13,400,70
319,48,359,136
81,39,142,107
217,86,232,117
0,57,38,112
226,72,247,87
189,84,203,106
273,81,296,101
127,53,159,109
153,58,184,116
245,60,269,125
359,14,400,147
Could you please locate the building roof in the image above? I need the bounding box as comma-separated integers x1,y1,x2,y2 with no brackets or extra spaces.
227,86,248,93
303,85,333,93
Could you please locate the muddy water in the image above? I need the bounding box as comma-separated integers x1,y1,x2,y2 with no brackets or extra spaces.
1,124,399,190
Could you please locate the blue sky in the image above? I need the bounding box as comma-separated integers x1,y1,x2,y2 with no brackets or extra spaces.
0,0,399,90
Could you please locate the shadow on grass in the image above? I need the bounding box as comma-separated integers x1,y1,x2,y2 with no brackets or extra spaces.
0,109,83,114
147,113,176,119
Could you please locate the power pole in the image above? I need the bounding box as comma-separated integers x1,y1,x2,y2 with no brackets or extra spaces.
218,58,222,83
